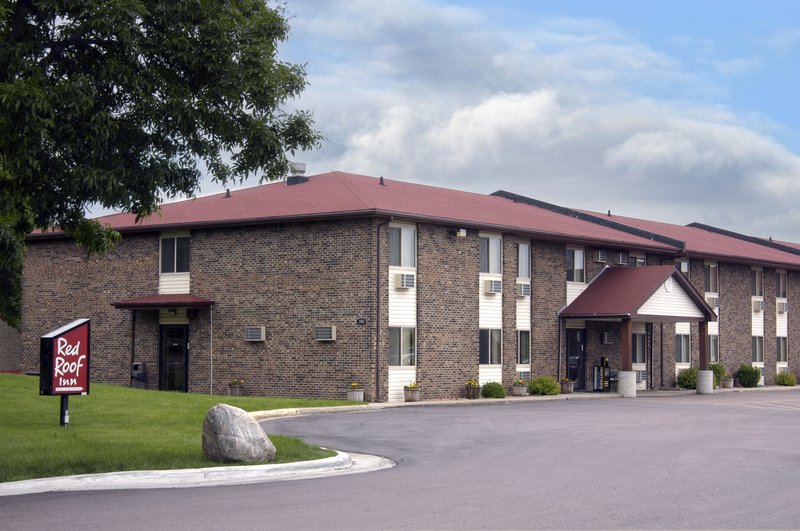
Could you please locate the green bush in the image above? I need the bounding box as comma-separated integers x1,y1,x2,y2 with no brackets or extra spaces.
676,367,698,389
481,381,506,398
774,372,797,386
734,364,761,388
709,362,725,388
528,376,560,396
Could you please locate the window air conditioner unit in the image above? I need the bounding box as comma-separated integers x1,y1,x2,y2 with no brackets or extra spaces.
244,326,266,342
777,301,788,313
601,331,613,345
706,296,720,308
752,300,765,312
314,326,337,342
615,252,629,266
515,283,531,297
594,250,608,263
483,279,503,294
394,273,416,289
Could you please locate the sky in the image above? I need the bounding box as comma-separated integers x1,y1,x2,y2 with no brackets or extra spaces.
217,1,800,241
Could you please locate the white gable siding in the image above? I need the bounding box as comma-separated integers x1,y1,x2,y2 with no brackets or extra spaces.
638,280,705,319
479,273,502,329
158,272,190,294
566,282,586,305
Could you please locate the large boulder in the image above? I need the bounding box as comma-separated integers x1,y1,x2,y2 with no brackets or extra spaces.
202,403,276,463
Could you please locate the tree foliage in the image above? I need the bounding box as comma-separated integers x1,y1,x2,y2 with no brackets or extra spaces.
0,0,322,327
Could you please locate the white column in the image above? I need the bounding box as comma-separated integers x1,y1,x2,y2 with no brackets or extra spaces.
618,371,637,398
697,370,714,394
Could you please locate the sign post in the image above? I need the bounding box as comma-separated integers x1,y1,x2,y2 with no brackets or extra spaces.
40,319,91,426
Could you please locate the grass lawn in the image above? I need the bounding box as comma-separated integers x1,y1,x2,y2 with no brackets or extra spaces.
0,373,354,483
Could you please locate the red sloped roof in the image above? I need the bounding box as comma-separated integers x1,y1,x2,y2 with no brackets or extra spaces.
112,294,215,309
86,172,678,252
579,210,800,269
560,265,715,321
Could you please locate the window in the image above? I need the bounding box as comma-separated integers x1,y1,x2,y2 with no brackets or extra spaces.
752,336,764,363
517,330,530,365
161,236,190,273
676,259,689,277
518,243,530,278
675,334,690,364
566,247,585,283
704,262,718,293
708,335,720,363
751,268,764,297
630,254,646,267
632,333,646,364
479,329,502,364
480,235,502,274
389,327,416,366
389,226,416,267
777,271,787,298
777,337,788,363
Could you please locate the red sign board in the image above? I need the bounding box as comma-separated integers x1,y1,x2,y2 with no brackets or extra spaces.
40,319,91,396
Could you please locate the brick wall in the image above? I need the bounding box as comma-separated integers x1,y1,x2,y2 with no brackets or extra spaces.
0,320,20,371
531,240,565,378
718,262,753,378
789,270,800,377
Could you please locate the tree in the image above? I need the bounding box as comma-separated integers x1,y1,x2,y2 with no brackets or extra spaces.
0,0,322,327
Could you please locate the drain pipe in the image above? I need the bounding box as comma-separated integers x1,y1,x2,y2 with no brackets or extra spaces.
210,306,214,395
556,316,563,381
375,217,392,401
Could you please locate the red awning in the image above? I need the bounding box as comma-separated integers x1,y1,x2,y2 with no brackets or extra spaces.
112,294,215,310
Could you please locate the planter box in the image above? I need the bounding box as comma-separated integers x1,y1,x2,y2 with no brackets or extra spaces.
347,388,365,401
229,386,243,397
403,387,420,402
560,381,574,394
465,385,481,399
511,384,527,397
722,378,734,388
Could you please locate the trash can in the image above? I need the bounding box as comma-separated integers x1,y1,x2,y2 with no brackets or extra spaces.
131,362,148,388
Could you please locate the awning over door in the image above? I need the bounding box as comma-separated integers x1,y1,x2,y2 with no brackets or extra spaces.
112,293,215,310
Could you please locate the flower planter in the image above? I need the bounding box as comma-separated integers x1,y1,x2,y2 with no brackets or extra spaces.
511,384,527,397
721,378,734,389
229,385,243,396
560,381,574,394
465,385,481,399
403,387,420,402
347,388,365,401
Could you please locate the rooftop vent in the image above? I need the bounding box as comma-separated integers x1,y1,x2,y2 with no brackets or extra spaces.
287,162,309,185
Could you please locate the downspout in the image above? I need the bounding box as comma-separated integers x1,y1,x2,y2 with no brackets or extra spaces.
129,310,136,387
660,323,664,388
375,217,392,402
557,317,563,381
210,306,214,395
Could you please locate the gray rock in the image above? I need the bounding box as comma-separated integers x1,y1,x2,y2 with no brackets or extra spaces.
202,403,276,463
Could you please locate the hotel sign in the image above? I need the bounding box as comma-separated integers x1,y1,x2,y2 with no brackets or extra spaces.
40,318,91,396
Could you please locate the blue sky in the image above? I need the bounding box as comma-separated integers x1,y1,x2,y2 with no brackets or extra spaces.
207,1,800,241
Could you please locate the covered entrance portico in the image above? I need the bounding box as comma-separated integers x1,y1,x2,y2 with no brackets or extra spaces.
559,265,716,397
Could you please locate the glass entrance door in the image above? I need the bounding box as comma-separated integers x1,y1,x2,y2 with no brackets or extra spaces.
566,329,587,390
160,325,188,392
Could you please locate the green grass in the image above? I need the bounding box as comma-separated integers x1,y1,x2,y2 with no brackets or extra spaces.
0,374,353,483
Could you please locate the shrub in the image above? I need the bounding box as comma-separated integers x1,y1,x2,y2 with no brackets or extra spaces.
709,363,725,388
528,376,560,396
774,372,797,386
676,367,698,389
734,364,761,388
481,381,506,398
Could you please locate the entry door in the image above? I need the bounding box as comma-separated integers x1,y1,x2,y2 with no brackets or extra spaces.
160,325,188,392
566,329,587,390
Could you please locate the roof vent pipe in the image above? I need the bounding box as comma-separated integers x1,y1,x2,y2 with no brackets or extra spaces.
225,189,231,198
287,162,309,185
379,176,385,186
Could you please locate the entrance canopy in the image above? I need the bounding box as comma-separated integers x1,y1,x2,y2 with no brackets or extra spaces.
559,265,716,323
112,293,215,310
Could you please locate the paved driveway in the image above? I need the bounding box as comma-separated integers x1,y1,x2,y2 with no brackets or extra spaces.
4,391,800,530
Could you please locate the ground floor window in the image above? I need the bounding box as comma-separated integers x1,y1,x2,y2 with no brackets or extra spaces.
708,334,719,363
777,337,788,363
389,327,416,366
752,336,764,363
479,329,502,364
675,334,690,364
632,333,646,364
517,330,530,364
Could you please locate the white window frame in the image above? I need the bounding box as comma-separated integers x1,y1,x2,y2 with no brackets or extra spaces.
630,253,646,268
777,270,788,299
566,246,585,283
752,336,764,363
389,224,417,268
518,242,530,279
479,329,502,365
751,267,764,298
708,334,720,364
704,261,718,294
777,336,788,364
388,327,416,366
480,234,502,274
517,330,530,365
632,333,646,364
160,233,191,274
675,334,691,365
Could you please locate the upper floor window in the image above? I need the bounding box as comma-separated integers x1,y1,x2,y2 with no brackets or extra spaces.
479,329,502,364
518,243,530,278
480,235,502,274
389,226,416,268
704,262,718,293
517,330,530,365
632,333,646,364
751,268,764,297
752,336,764,363
708,335,720,363
161,236,190,273
566,247,585,283
777,337,788,363
630,253,646,267
675,334,690,364
676,259,689,278
777,271,787,298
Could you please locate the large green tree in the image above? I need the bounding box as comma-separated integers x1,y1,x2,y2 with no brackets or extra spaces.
0,0,322,328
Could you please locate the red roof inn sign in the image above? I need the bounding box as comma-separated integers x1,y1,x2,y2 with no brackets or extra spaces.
40,319,91,426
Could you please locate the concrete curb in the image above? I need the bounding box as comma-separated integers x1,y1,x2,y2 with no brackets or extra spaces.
0,451,395,497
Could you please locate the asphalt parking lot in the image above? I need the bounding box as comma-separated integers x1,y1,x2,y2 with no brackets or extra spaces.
4,390,800,530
